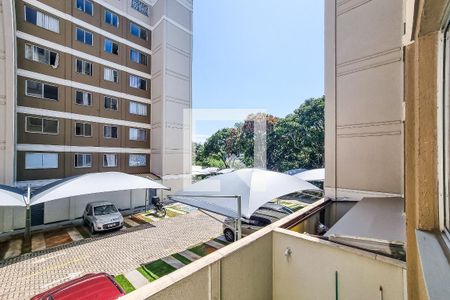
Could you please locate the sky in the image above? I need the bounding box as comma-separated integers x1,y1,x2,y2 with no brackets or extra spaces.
192,0,324,143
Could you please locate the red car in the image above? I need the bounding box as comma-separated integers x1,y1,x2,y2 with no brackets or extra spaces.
31,273,125,300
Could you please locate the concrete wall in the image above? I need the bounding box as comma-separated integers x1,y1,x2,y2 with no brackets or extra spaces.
0,0,16,185
150,0,192,194
122,230,273,300
272,229,406,300
325,0,404,199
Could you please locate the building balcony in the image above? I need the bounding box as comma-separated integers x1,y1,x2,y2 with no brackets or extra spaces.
121,198,406,300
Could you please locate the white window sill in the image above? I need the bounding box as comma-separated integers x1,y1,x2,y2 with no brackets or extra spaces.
416,230,450,299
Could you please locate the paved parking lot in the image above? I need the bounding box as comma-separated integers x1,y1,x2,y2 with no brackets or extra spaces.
0,211,223,300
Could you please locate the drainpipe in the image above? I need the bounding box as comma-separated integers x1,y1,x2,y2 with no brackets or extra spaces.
236,196,242,240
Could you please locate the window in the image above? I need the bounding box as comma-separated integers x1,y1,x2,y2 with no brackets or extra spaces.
129,101,147,116
130,23,147,40
25,44,59,68
75,90,92,106
75,27,93,45
104,39,119,55
74,153,92,168
104,96,119,111
104,125,118,139
25,6,60,33
104,10,119,27
75,58,92,76
25,153,58,169
129,75,147,90
25,116,58,134
25,80,58,100
131,0,149,16
75,122,92,137
76,0,93,16
130,49,147,66
129,154,146,167
103,154,118,167
129,128,146,141
104,67,119,83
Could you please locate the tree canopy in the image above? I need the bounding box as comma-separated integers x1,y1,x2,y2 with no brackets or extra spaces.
194,97,324,172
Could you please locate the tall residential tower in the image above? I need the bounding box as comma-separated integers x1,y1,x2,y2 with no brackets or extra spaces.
0,0,192,230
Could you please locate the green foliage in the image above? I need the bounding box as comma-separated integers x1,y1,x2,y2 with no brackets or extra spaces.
193,96,324,171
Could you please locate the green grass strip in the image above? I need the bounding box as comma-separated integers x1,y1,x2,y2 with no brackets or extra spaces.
136,266,156,282
114,275,135,294
143,259,177,279
172,253,192,265
188,244,208,257
165,209,181,218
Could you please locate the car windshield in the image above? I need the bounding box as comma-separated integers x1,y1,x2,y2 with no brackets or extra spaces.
93,204,118,216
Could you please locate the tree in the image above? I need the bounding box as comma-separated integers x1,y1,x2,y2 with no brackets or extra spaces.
194,96,325,171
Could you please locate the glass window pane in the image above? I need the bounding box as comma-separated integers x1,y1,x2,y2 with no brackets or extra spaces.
75,122,82,135
130,23,139,37
26,117,43,132
76,28,84,42
85,124,92,136
26,80,42,97
43,84,58,100
85,1,93,15
104,39,112,52
25,6,37,24
43,119,58,134
42,153,58,168
25,153,43,169
85,32,92,45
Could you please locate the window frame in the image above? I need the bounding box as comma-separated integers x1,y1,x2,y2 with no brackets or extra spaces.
104,96,119,111
103,39,119,55
75,0,93,16
129,101,148,116
130,22,147,41
75,27,94,46
129,154,147,167
129,127,147,141
104,9,119,28
75,90,93,106
441,22,450,239
24,43,59,68
75,122,92,137
103,153,118,168
129,74,147,90
103,125,118,139
104,67,119,83
24,5,60,33
75,58,93,76
25,152,59,170
74,153,92,168
25,80,59,101
130,48,147,66
25,116,59,135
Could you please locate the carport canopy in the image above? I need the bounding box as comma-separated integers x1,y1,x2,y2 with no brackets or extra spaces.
294,168,325,182
0,184,26,207
170,168,320,219
30,172,169,205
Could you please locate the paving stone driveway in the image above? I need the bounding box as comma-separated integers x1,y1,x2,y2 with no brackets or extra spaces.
0,211,223,300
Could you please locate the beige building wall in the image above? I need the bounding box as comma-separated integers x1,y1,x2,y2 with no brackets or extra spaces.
150,0,192,193
325,0,404,200
0,0,16,185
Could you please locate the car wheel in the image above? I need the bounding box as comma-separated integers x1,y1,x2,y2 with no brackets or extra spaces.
90,223,96,234
224,229,235,242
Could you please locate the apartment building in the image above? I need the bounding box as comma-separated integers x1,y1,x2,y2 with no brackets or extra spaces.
0,0,192,231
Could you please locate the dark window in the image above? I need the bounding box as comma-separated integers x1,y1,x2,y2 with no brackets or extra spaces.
104,97,118,111
104,39,119,55
130,23,147,40
76,0,93,16
43,85,58,100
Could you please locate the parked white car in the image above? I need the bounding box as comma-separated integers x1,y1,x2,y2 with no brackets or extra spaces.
83,202,124,234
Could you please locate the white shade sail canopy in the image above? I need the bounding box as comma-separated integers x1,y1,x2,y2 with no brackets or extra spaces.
31,172,169,205
171,168,320,218
294,168,325,182
0,185,26,207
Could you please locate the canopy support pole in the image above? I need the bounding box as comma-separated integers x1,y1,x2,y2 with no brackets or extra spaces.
236,196,242,240
24,185,32,252
169,194,243,241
